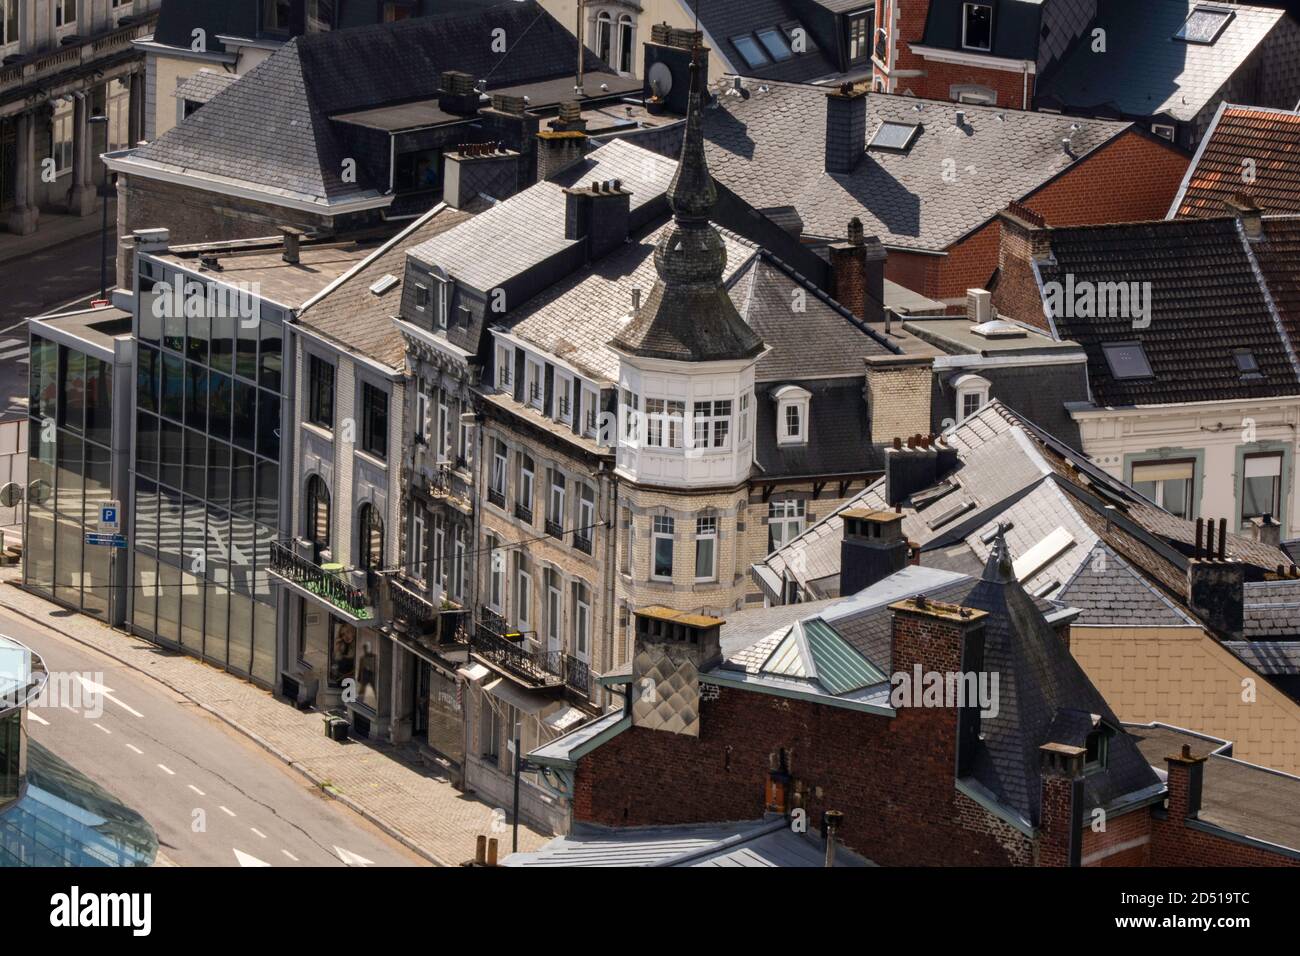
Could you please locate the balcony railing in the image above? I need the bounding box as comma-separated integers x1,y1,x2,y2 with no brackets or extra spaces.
472,607,592,697
388,575,471,644
487,487,505,508
545,518,564,539
1,16,157,89
515,503,533,524
270,542,373,621
574,533,592,555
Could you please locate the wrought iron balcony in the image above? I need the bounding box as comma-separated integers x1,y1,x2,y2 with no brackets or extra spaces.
270,542,374,621
574,533,593,555
473,624,563,688
515,502,533,524
487,487,505,508
545,518,564,539
563,654,592,699
387,575,471,644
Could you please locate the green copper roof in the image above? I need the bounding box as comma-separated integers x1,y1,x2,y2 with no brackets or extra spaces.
761,618,886,696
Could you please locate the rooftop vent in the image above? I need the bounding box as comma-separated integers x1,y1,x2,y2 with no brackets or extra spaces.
370,274,399,296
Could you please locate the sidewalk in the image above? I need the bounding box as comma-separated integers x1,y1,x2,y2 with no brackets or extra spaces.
0,568,549,865
0,201,114,267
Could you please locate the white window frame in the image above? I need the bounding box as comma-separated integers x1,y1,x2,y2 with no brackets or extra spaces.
496,343,513,390
954,373,991,424
595,10,613,64
433,275,450,330
962,2,993,52
692,400,732,451
556,372,574,425
695,516,718,583
438,395,451,460
490,441,508,497
582,385,600,438
739,392,750,443
516,566,532,630
433,519,445,587
55,0,77,31
621,390,640,445
414,282,429,314
645,398,685,449
488,537,504,610
51,100,74,176
1132,459,1196,520
546,571,563,652
573,583,591,662
769,500,806,552
519,454,536,514
577,484,595,546
549,469,566,526
416,390,431,444
616,13,635,74
412,512,427,583
452,527,465,600
525,358,544,410
1241,452,1284,528
774,385,811,446
651,516,675,581
1,0,20,49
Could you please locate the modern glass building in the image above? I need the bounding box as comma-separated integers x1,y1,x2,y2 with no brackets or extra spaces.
24,307,134,624
129,253,287,687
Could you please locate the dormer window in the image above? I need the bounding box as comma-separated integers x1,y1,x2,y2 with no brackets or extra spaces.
847,8,873,64
1084,729,1108,769
556,373,574,424
525,357,543,410
962,3,993,52
774,385,810,446
953,373,991,423
495,343,513,391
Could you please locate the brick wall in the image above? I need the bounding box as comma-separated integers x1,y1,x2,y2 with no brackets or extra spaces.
866,358,933,441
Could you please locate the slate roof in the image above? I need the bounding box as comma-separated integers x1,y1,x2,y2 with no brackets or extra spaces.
152,0,257,54
1037,0,1286,122
171,70,239,106
129,3,613,205
409,138,677,294
696,0,841,83
920,0,1047,61
1243,577,1300,639
754,379,886,477
1255,215,1300,352
503,818,871,866
1223,640,1300,673
296,204,475,367
1171,104,1300,218
1037,217,1300,406
702,80,1134,250
1058,542,1199,627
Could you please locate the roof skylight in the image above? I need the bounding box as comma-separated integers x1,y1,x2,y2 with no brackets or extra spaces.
1234,349,1262,378
1174,4,1234,44
868,121,921,152
730,34,771,69
757,28,794,62
1102,341,1154,380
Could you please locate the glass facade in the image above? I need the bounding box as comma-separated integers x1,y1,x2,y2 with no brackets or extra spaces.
25,335,114,620
131,272,284,687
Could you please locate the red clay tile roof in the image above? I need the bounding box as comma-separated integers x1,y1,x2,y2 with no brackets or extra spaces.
1174,105,1300,219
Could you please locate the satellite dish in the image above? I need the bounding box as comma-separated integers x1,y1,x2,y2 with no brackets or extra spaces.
0,482,21,508
648,61,673,97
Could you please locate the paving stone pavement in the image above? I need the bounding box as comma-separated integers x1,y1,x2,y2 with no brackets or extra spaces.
0,569,549,865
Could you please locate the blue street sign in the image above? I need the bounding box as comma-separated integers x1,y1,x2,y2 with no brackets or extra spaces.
84,533,127,548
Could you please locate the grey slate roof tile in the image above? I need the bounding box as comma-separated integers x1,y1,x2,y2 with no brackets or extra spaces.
1058,542,1198,627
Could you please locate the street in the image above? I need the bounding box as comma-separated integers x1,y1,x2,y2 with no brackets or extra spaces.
2,607,426,868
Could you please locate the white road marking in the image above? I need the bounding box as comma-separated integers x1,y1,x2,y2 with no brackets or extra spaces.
281,850,299,862
126,744,144,754
28,711,49,725
187,784,205,796
93,723,111,734
334,846,375,867
219,805,236,817
157,763,175,775
233,849,271,867
74,674,144,718
250,827,267,839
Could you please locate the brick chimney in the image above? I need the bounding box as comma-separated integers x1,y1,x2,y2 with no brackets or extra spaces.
437,70,481,115
888,596,988,774
991,201,1054,334
1038,743,1086,867
1164,744,1207,820
1186,557,1244,640
841,508,909,597
825,83,868,174
443,142,520,210
829,217,887,319
629,605,724,738
565,179,631,261
537,102,590,181
864,355,933,446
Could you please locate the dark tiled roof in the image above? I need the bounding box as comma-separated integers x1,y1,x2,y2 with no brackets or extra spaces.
698,0,840,82
132,3,607,204
921,0,1045,61
829,560,1159,826
1037,0,1286,122
1038,217,1300,406
171,70,239,106
1242,578,1300,639
1058,543,1197,627
1223,640,1300,673
297,204,475,366
702,81,1133,250
153,0,256,53
1173,105,1300,218
1255,215,1300,353
753,379,886,478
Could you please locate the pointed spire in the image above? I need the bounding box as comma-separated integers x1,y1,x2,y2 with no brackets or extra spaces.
983,523,1015,583
665,43,716,223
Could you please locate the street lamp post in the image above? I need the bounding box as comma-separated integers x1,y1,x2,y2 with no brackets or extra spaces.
87,114,111,301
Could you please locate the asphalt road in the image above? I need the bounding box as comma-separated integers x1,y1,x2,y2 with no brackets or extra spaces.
4,608,426,868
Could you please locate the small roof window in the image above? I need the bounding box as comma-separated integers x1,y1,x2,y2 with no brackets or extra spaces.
756,28,794,62
1174,4,1234,44
369,274,399,295
868,121,921,152
730,34,771,69
1102,341,1154,380
1234,349,1262,378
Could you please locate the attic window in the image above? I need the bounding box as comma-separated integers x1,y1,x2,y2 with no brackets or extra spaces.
756,28,793,62
730,34,771,69
961,3,993,52
369,274,399,296
1174,5,1234,44
774,385,811,446
868,121,920,153
1234,349,1263,379
1102,342,1153,380
1085,729,1108,768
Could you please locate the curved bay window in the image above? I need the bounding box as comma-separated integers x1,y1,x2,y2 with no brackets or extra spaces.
306,475,331,560
358,503,384,585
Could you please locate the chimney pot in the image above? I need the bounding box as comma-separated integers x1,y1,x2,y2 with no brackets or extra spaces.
1218,518,1227,560
281,226,303,265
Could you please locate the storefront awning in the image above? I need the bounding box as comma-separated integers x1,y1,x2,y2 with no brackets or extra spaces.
483,677,550,715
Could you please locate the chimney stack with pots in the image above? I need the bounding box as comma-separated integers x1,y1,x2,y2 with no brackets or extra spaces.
829,217,887,319
840,508,910,598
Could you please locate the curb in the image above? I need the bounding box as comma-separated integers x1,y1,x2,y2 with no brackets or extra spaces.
0,583,451,867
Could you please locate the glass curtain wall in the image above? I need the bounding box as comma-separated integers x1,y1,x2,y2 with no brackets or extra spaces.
25,336,113,621
131,274,283,687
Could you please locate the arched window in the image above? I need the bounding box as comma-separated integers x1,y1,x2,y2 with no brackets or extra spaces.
617,14,634,73
358,503,384,575
306,475,331,557
596,11,613,65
